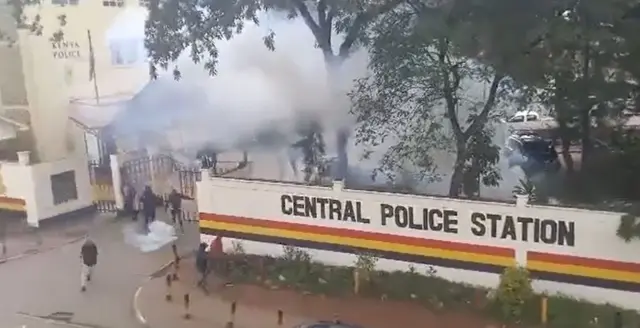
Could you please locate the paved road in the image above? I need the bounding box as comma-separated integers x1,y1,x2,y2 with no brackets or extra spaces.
0,213,199,328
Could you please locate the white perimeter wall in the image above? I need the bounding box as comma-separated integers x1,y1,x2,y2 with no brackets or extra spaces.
1,156,93,225
197,176,640,310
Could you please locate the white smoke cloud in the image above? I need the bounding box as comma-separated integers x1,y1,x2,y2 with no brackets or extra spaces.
110,10,522,200
112,12,367,154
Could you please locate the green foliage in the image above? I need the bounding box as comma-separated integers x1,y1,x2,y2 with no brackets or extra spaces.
616,214,640,242
145,0,403,77
495,266,534,322
229,240,246,255
1,0,66,44
349,4,508,197
222,252,639,326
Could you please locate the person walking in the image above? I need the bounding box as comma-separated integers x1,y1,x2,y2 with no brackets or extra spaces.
122,183,138,221
80,239,98,292
140,186,157,232
195,242,210,294
168,189,185,232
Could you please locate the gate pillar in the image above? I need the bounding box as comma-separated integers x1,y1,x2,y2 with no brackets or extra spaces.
110,154,124,211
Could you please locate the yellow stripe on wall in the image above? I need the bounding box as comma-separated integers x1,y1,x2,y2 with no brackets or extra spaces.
0,202,25,212
201,220,514,267
528,260,640,284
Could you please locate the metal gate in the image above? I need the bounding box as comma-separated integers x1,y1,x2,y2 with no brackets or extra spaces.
88,159,117,213
120,154,201,201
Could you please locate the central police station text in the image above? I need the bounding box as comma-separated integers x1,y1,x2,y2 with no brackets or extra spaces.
280,194,575,247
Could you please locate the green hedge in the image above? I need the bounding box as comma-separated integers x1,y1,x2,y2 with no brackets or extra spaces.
219,247,640,328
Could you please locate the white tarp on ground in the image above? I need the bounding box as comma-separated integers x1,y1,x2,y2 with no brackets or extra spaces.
123,220,177,252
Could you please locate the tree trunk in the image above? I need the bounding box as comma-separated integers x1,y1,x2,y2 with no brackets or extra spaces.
449,145,467,197
579,42,592,169
558,122,575,175
553,79,575,175
324,52,349,181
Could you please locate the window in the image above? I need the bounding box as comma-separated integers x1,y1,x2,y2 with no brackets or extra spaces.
103,0,124,7
110,39,146,65
52,0,79,4
51,170,78,205
139,0,149,6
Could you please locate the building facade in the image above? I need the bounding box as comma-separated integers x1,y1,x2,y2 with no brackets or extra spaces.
0,0,149,163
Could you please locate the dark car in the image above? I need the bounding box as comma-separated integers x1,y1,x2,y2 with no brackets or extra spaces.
504,131,561,175
293,321,364,328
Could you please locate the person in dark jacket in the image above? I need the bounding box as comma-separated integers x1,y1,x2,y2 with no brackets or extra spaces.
140,186,157,231
80,239,98,292
122,183,138,221
168,189,185,232
195,242,210,293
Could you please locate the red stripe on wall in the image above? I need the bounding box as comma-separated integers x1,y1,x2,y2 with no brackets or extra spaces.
0,196,25,205
200,213,515,257
528,251,640,272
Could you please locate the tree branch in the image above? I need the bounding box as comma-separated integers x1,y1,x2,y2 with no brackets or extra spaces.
338,0,402,58
463,73,504,140
292,0,329,50
438,38,464,141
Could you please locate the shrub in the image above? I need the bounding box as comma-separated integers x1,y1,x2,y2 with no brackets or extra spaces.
495,266,534,322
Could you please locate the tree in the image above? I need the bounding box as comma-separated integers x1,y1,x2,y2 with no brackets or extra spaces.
349,4,508,197
144,0,403,181
2,0,66,44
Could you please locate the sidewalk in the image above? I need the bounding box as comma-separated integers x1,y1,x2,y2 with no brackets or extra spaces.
136,258,499,328
136,260,312,328
0,212,114,262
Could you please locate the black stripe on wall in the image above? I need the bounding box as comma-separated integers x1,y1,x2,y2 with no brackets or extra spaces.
201,228,640,292
200,227,507,274
529,270,640,293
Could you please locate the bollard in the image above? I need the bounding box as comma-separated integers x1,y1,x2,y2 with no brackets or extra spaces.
171,244,180,281
614,311,622,328
165,274,172,301
172,260,179,281
171,243,179,261
183,293,191,319
541,296,548,324
353,269,360,295
277,310,283,326
226,301,237,328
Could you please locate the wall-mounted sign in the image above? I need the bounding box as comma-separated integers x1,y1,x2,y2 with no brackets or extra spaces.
280,194,576,247
51,41,81,59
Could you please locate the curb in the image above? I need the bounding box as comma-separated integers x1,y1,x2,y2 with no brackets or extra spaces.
0,234,87,265
133,256,184,327
0,213,120,266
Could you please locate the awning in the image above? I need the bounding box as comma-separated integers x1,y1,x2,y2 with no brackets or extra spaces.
0,114,29,141
68,97,129,134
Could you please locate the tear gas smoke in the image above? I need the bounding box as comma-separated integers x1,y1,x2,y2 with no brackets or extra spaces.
111,11,525,201
112,12,367,155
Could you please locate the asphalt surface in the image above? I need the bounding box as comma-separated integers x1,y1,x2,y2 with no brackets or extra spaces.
0,213,199,328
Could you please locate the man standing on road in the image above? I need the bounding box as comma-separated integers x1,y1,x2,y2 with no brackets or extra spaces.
195,242,210,294
168,189,185,232
140,186,157,232
80,239,98,292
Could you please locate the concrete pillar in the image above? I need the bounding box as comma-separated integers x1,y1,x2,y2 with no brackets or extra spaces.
332,180,345,192
17,151,30,165
110,154,124,211
515,194,529,207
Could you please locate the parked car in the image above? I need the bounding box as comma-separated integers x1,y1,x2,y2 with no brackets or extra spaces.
293,321,365,328
503,131,561,175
